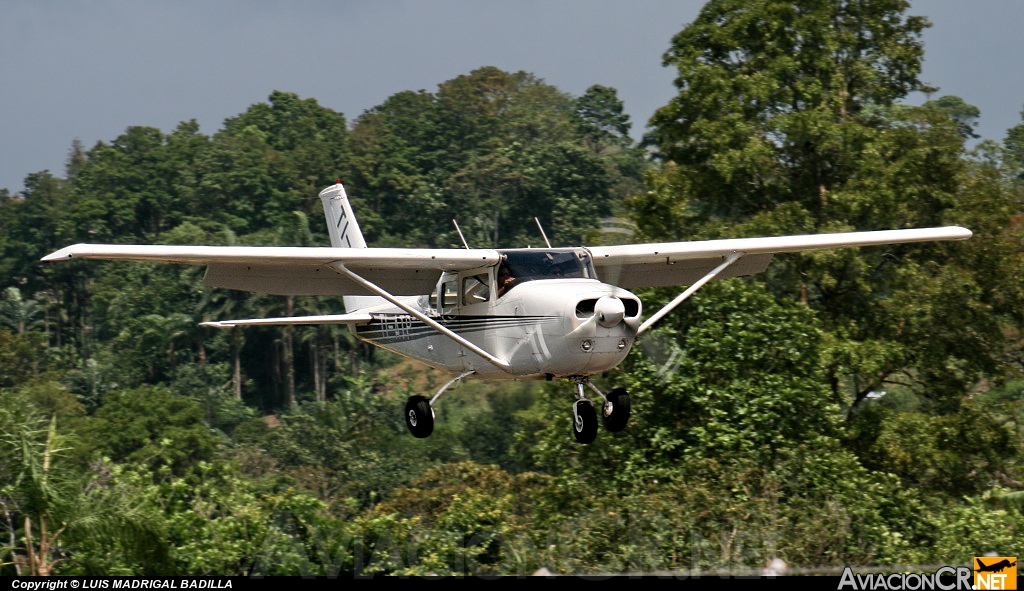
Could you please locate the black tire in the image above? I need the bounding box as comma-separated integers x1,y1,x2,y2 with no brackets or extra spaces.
572,400,598,444
405,395,434,438
602,388,631,432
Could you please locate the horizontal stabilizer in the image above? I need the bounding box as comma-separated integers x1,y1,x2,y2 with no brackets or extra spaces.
200,313,373,329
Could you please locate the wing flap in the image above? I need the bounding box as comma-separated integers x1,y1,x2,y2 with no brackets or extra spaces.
203,263,439,296
599,254,773,289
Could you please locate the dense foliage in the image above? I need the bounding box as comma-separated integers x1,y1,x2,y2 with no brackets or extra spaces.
2,0,1024,576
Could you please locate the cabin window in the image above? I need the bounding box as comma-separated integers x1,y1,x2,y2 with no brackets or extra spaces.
440,280,458,313
462,274,490,305
429,279,460,313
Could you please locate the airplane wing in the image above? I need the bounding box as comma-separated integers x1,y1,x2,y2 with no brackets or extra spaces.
41,244,501,296
588,226,972,289
43,226,971,294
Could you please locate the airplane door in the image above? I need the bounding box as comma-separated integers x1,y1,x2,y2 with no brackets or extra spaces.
436,273,459,316
431,272,465,368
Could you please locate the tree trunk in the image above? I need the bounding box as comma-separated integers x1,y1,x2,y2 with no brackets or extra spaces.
284,297,296,408
312,334,324,403
231,326,242,400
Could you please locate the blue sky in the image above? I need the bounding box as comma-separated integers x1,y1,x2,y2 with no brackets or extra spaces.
2,0,1021,194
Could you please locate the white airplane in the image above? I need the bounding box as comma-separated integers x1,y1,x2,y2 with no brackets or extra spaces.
42,183,972,444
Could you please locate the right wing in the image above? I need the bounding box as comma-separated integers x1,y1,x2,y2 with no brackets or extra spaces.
42,244,501,296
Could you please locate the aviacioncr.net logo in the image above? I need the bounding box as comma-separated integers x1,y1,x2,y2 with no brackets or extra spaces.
838,566,973,590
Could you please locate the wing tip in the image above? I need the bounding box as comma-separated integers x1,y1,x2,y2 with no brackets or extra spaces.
199,321,234,329
41,246,74,262
952,226,973,240
42,243,95,262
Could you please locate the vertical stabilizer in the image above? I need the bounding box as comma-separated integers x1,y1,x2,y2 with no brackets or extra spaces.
319,183,367,249
318,183,384,312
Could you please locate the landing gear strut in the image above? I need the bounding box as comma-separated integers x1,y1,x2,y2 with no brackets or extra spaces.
570,378,631,444
403,370,475,439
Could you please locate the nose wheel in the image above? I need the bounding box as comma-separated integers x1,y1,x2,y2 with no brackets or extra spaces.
570,379,630,444
602,387,631,432
572,399,598,444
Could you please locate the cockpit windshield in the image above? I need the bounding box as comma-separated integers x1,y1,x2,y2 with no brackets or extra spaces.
497,249,595,284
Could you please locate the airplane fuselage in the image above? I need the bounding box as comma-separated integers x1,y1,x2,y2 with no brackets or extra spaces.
352,276,642,380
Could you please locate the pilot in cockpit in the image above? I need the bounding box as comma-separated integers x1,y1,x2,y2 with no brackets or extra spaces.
497,264,516,298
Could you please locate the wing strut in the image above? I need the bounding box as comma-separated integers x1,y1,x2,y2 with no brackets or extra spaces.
331,263,514,373
637,252,743,337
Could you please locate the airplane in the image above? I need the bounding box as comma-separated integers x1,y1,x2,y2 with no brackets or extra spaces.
976,558,1016,573
42,182,972,444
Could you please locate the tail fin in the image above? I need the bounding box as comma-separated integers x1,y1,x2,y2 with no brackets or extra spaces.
318,183,385,312
319,182,367,249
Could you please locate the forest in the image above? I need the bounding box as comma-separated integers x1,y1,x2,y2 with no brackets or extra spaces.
2,0,1024,577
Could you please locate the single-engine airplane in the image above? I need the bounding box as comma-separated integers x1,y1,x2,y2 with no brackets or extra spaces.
976,558,1016,573
42,183,972,443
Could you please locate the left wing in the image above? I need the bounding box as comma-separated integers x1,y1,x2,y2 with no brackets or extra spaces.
588,226,972,289
42,244,500,296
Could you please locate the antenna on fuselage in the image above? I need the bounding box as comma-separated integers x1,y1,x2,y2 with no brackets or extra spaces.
452,219,470,249
534,217,552,248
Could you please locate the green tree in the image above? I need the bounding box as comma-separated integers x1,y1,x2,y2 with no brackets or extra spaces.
1,173,67,291
0,416,166,575
649,0,930,222
65,123,209,243
927,95,981,139
574,84,632,148
0,287,43,334
0,329,47,388
638,0,1024,425
1004,105,1024,184
86,386,217,475
196,91,348,238
346,67,642,249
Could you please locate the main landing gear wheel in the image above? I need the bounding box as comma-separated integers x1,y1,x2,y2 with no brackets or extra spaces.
602,388,631,432
405,395,434,438
572,400,598,444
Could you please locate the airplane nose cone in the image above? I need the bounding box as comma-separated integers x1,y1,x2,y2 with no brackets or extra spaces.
595,296,625,328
